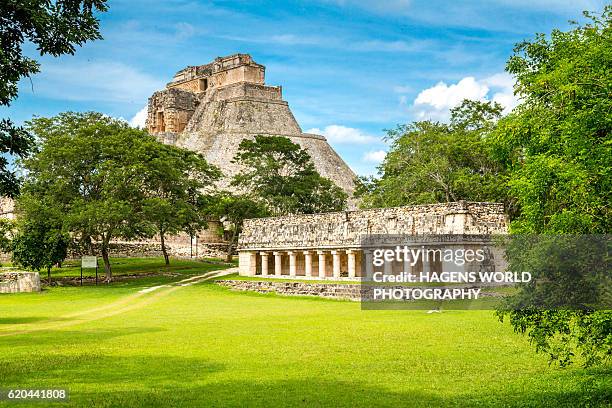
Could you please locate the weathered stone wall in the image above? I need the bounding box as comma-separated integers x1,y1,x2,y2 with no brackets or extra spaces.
147,88,198,133
69,241,229,259
147,53,357,201
0,271,41,293
239,201,507,251
216,279,362,300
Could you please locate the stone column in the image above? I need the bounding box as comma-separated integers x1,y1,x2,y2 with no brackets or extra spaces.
403,249,412,274
383,251,393,276
260,252,269,276
331,250,342,279
364,250,374,281
288,251,297,278
347,249,357,278
248,252,257,277
422,248,431,276
317,250,327,278
303,251,313,277
273,252,282,277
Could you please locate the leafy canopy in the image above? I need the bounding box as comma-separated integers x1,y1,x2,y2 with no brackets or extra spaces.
356,100,508,209
494,7,612,367
22,111,211,279
231,135,347,215
0,0,108,196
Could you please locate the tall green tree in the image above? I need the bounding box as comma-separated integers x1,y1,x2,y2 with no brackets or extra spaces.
0,0,107,197
357,100,508,209
493,7,612,367
212,193,268,262
142,145,221,266
23,112,168,280
232,135,347,215
11,194,70,284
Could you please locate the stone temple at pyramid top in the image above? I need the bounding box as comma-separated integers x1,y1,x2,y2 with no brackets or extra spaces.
145,53,356,199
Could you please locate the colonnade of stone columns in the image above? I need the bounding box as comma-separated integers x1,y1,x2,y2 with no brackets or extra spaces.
257,249,360,279
241,248,433,279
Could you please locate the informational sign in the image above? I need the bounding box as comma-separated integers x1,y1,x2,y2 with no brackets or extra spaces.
81,256,97,269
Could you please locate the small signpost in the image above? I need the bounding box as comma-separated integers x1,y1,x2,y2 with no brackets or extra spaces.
81,256,98,286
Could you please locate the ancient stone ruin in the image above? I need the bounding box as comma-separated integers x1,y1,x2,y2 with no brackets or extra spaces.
237,201,508,280
145,53,356,196
0,271,41,293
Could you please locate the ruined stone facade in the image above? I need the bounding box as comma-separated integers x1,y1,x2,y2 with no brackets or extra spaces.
0,271,41,293
237,201,508,280
146,53,356,195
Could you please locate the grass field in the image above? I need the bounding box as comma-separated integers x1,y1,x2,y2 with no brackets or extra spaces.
0,258,609,407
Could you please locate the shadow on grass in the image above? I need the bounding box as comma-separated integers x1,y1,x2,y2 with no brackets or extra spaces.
0,326,166,348
0,316,52,324
0,351,609,407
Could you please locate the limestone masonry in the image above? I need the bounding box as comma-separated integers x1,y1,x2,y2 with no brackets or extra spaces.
146,53,356,196
237,201,508,279
0,271,41,293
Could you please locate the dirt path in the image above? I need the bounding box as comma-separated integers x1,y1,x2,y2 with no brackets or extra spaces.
0,268,237,337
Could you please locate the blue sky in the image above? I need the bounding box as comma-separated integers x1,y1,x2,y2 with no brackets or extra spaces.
3,0,606,175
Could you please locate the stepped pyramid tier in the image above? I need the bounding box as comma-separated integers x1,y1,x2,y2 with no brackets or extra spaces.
146,53,356,200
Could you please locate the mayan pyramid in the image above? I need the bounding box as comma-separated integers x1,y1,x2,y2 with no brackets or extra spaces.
145,53,356,198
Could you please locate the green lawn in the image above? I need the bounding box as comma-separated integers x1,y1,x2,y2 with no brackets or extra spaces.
0,256,237,281
0,258,609,407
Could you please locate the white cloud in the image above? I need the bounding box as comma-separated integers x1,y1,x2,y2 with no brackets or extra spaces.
412,73,519,121
29,60,164,104
129,106,148,128
306,125,379,144
174,22,197,40
363,150,387,163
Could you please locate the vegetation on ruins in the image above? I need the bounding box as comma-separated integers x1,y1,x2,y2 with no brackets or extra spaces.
232,135,348,215
355,100,508,209
0,0,108,198
17,112,219,280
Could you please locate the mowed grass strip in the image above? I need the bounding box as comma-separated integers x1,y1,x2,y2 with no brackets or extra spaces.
0,256,237,280
0,259,609,407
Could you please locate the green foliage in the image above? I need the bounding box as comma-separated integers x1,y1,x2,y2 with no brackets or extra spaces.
0,0,107,196
232,135,347,215
357,100,508,208
11,193,69,279
22,111,209,280
141,142,221,265
493,7,612,367
211,193,268,262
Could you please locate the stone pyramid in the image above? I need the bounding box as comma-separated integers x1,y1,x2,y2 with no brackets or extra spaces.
146,54,356,198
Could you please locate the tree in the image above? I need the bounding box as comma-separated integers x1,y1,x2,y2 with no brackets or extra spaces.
0,0,107,197
232,135,347,215
357,100,508,209
11,194,69,284
23,112,167,281
142,145,221,265
212,194,268,262
493,7,612,367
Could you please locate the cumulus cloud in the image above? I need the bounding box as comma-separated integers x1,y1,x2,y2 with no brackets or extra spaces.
363,150,387,163
411,73,519,121
129,106,148,128
306,125,379,144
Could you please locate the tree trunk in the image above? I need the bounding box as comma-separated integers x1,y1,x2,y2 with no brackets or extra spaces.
160,229,170,266
101,240,112,281
47,266,51,285
225,229,237,263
